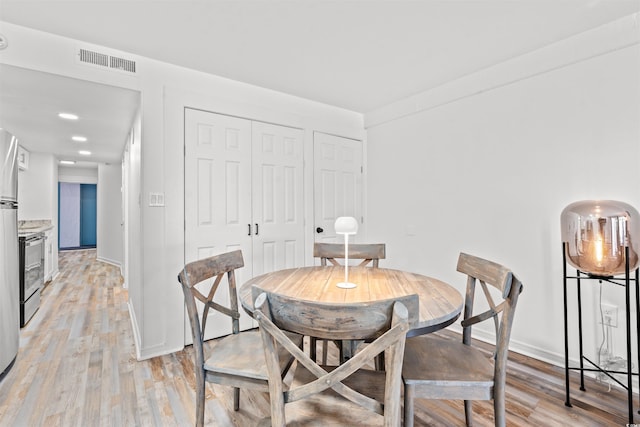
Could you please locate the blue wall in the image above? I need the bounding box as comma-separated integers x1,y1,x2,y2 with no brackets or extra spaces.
80,184,97,247
58,182,96,249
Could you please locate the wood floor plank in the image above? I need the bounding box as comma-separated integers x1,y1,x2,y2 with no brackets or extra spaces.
0,248,635,426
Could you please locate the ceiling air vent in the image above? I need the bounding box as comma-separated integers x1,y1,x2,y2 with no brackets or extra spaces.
79,48,109,67
77,48,137,74
110,56,136,73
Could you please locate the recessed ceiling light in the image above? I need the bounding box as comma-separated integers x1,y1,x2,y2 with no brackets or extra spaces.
72,136,87,142
60,160,76,165
78,150,91,156
58,112,79,120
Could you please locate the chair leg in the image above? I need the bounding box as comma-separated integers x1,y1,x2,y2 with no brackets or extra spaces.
494,393,506,427
374,352,385,371
196,378,205,427
464,400,473,426
268,381,287,427
341,340,355,363
403,384,415,427
309,336,317,361
233,387,240,411
321,340,329,365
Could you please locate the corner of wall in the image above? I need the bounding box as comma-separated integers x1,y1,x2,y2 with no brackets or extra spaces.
127,299,143,360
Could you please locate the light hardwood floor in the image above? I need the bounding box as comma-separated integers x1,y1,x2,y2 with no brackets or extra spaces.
0,249,633,426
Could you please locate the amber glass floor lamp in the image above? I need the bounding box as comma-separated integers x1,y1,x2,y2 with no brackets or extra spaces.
561,200,640,424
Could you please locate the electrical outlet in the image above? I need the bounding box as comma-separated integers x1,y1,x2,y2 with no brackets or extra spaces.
601,303,618,328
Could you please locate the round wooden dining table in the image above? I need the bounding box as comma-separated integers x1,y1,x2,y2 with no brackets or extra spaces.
239,265,463,338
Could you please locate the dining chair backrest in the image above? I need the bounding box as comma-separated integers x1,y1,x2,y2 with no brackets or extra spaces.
178,250,249,425
251,285,418,340
314,242,386,267
178,250,245,347
456,252,523,365
253,287,416,426
312,242,387,366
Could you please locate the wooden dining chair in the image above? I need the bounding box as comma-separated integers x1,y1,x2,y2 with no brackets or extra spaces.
402,252,524,427
253,286,417,426
178,250,301,426
312,242,387,365
314,242,386,267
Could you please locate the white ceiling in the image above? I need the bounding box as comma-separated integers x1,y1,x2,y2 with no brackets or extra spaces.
0,1,639,165
0,64,140,166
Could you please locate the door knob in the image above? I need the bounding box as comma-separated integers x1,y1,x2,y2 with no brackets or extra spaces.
316,227,324,233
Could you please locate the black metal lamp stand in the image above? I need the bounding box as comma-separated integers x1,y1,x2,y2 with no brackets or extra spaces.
563,242,640,423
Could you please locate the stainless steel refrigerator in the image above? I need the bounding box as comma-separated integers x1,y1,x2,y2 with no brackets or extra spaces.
0,128,19,379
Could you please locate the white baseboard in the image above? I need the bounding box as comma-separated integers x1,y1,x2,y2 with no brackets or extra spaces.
97,256,122,269
454,325,638,392
453,324,566,367
126,299,184,361
137,343,186,361
127,300,142,360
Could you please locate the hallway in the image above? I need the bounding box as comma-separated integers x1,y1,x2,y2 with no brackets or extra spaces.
0,250,209,426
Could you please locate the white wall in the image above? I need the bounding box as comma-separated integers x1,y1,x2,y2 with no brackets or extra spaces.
0,21,364,359
58,182,80,248
364,15,640,368
122,112,142,348
153,66,363,358
58,166,98,184
16,151,59,277
17,151,56,220
97,163,123,266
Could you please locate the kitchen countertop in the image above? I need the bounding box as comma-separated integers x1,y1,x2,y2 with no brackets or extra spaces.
18,219,53,237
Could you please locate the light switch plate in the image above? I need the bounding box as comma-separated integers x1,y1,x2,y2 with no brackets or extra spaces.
149,192,165,207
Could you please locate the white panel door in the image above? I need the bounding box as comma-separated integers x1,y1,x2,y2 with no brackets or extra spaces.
251,121,305,276
184,108,254,340
313,132,363,245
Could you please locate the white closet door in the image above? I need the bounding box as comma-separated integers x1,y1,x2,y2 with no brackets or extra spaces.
251,121,305,276
184,108,254,340
313,132,363,244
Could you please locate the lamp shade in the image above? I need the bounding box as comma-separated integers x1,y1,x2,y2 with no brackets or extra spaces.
334,216,358,289
335,216,358,235
561,200,640,276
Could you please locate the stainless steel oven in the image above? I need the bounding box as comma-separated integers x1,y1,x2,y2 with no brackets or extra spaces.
19,232,44,326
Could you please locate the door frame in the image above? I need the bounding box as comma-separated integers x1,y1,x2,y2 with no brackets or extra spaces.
312,131,365,248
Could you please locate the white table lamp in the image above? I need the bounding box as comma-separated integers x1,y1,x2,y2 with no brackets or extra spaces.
335,216,358,288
